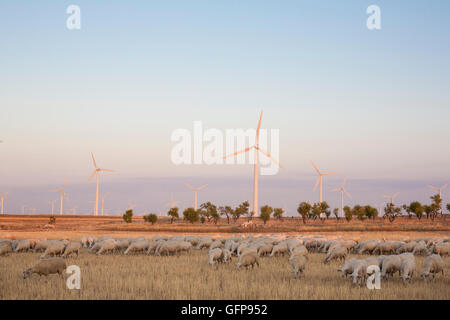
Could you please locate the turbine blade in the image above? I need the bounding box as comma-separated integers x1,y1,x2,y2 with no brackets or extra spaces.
313,177,320,191
441,183,449,190
197,184,208,191
87,170,97,183
344,189,352,199
49,189,60,193
322,172,338,175
393,192,399,199
256,110,263,142
184,183,195,190
310,160,321,175
255,146,283,168
342,177,346,188
91,152,97,168
100,169,115,172
331,188,340,192
223,147,253,159
428,185,439,191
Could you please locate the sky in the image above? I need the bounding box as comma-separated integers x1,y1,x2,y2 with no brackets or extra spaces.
0,1,449,215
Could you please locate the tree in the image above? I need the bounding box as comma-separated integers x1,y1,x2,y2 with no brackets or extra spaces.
167,207,179,223
320,202,331,219
122,209,133,223
211,211,220,224
423,205,432,220
200,202,218,223
260,205,273,225
218,206,233,224
49,216,56,225
383,203,401,222
343,206,352,222
144,213,158,225
233,201,249,223
311,203,322,220
352,205,365,221
405,202,423,220
402,204,413,219
297,202,312,224
364,205,378,220
447,203,450,214
333,208,339,220
273,208,284,220
183,207,199,224
430,194,442,220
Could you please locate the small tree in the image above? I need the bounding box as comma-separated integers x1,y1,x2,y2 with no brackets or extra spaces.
430,194,442,220
333,208,339,220
144,213,158,225
273,208,284,220
352,205,365,221
344,206,352,222
211,211,220,224
260,205,273,225
320,202,331,219
233,201,249,223
406,202,423,220
447,203,450,214
423,205,432,219
183,207,199,224
297,202,312,224
122,209,133,223
200,202,218,223
219,206,233,224
402,204,413,219
384,203,401,222
311,203,322,220
167,207,179,223
364,205,378,220
49,216,56,225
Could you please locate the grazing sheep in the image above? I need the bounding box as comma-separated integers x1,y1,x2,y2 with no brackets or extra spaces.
381,255,402,279
89,241,104,254
115,238,131,253
210,239,223,250
177,241,192,254
125,240,149,255
400,257,416,284
62,242,81,258
270,243,288,257
196,238,213,250
0,242,13,256
40,241,66,259
422,254,445,281
81,236,89,248
156,241,179,256
290,245,308,258
23,258,66,279
412,241,428,256
96,239,117,255
237,252,260,270
358,240,378,255
14,240,31,252
257,244,273,257
184,235,199,246
240,246,258,257
337,258,357,278
428,243,450,257
34,240,51,252
146,241,161,255
351,260,368,286
289,254,308,279
324,246,347,264
209,248,223,266
222,249,233,263
396,242,416,254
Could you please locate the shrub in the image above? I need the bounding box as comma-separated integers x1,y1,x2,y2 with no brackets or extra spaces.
49,216,56,225
167,207,179,223
260,205,273,225
183,207,199,224
273,208,284,220
144,213,158,225
123,209,133,223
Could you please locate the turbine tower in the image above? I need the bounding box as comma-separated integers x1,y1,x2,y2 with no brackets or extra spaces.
184,183,208,210
0,192,8,215
428,183,448,215
331,178,351,218
87,152,114,216
49,181,68,215
165,193,180,209
223,111,283,216
101,192,110,216
49,200,56,215
383,192,399,205
311,160,338,203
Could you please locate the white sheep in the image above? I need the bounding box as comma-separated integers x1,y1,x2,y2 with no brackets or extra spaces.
62,241,81,258
23,258,66,279
196,238,213,250
34,240,51,252
351,259,368,286
14,240,31,252
422,254,445,281
428,243,450,257
210,239,223,250
209,248,223,266
124,240,149,255
0,242,12,256
96,239,117,255
257,244,273,257
400,257,416,284
270,242,288,257
412,241,428,256
40,241,66,259
289,254,308,279
237,251,260,270
337,258,357,278
323,246,347,264
381,255,402,279
157,241,179,256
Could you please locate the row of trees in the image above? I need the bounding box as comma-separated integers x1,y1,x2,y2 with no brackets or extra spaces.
122,194,448,225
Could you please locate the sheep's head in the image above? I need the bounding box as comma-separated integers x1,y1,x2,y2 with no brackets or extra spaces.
23,269,32,279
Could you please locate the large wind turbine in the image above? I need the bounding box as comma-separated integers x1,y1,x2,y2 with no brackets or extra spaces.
311,160,338,204
49,181,68,215
101,192,110,216
0,192,8,215
223,111,283,216
87,152,114,216
184,183,208,210
331,178,351,218
428,183,448,214
383,192,399,205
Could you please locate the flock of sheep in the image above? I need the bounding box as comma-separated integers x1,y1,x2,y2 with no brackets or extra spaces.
0,234,448,285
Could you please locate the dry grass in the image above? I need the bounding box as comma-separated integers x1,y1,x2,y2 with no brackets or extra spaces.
0,249,448,300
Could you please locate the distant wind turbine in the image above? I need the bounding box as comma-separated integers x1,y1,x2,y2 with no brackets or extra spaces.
87,152,114,216
101,192,110,216
428,183,448,215
383,192,399,205
49,181,68,215
128,201,136,211
49,200,56,215
184,183,208,210
21,204,26,214
165,193,180,209
0,192,8,215
331,178,351,218
223,111,284,216
311,160,338,203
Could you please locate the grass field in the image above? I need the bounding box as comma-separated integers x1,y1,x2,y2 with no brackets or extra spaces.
1,249,448,300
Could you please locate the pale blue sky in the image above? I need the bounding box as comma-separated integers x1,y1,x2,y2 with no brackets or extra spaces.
0,1,449,214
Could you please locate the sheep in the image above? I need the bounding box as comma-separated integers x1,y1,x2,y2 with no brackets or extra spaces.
96,239,117,255
62,242,81,258
236,243,249,256
351,260,368,286
289,254,308,279
323,246,347,264
184,235,199,246
290,245,308,258
364,257,380,268
381,255,402,279
196,238,213,250
156,241,179,256
270,242,288,257
222,249,233,263
124,240,149,255
412,241,428,256
14,240,31,252
209,248,223,266
422,254,445,281
240,246,258,257
40,241,66,259
337,258,357,278
89,241,104,254
287,239,302,254
23,258,66,279
177,241,192,254
396,241,416,254
81,236,89,248
358,240,378,255
257,244,273,257
428,243,450,257
210,239,223,250
400,257,416,284
237,252,260,270
34,240,51,252
115,238,131,253
0,242,12,256
146,241,162,255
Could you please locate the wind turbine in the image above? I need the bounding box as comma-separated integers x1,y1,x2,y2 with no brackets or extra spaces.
21,204,26,214
311,160,338,204
184,183,207,210
165,193,180,209
87,152,114,216
428,183,448,215
128,201,136,212
71,206,78,215
331,178,351,218
383,192,399,205
49,181,68,215
223,111,283,216
101,192,110,216
0,192,8,215
49,200,56,215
